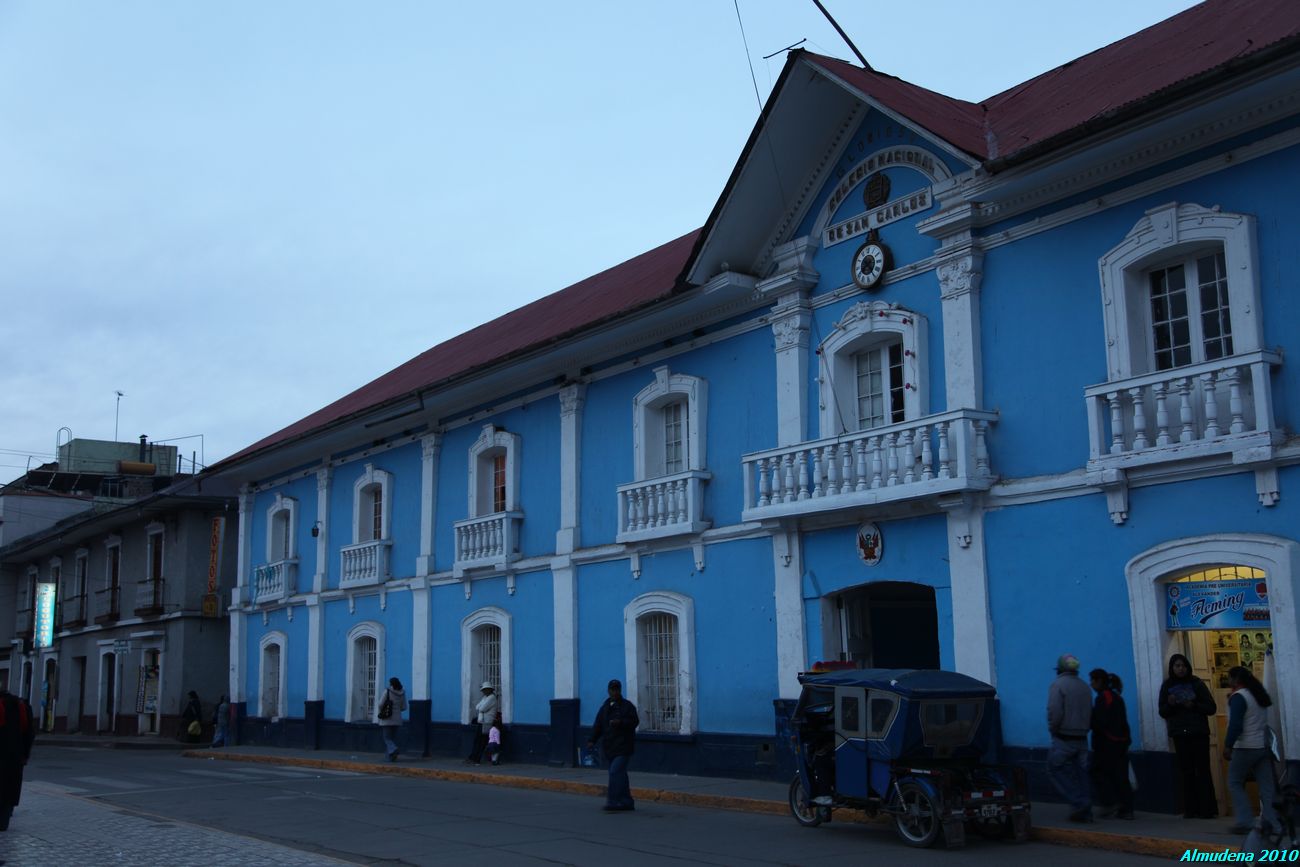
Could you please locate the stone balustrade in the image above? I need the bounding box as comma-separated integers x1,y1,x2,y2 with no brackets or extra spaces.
340,540,391,588
616,470,711,543
741,408,998,520
253,559,297,603
1085,350,1280,470
453,511,523,577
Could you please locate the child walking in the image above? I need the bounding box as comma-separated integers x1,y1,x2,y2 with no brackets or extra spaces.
486,714,502,766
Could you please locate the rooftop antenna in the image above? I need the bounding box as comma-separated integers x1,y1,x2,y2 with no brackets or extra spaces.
114,390,125,441
810,0,873,71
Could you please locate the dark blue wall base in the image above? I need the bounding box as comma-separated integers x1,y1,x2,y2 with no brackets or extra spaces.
304,701,323,751
548,699,580,767
231,702,247,747
409,700,432,757
1001,746,1179,814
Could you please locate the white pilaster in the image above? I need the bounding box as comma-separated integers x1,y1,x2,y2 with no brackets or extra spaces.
552,558,578,699
417,434,442,576
306,596,323,702
758,236,818,447
314,467,330,593
229,609,246,704
937,248,985,409
556,384,585,555
943,497,995,684
772,528,807,698
235,486,253,601
410,580,430,701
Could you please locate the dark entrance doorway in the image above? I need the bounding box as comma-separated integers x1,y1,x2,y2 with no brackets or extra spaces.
836,581,940,669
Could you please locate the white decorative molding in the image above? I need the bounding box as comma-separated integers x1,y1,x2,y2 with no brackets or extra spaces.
632,367,708,482
417,433,442,577
236,488,253,597
351,463,393,544
772,530,806,698
461,606,512,724
467,424,521,516
314,467,330,594
755,236,819,300
306,597,323,702
557,384,586,555
1099,203,1261,381
264,493,299,563
410,581,430,701
812,144,951,246
551,559,578,700
1126,535,1300,756
771,301,812,447
818,301,928,439
941,497,995,685
258,631,288,719
345,620,385,723
936,252,983,301
624,591,696,735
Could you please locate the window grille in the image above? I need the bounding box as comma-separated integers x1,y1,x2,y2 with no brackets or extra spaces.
663,402,686,474
263,644,281,717
273,510,290,560
370,487,383,541
354,636,377,719
638,612,680,732
476,625,501,697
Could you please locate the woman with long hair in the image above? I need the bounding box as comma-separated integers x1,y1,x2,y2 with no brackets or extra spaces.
1224,666,1278,834
1157,654,1218,818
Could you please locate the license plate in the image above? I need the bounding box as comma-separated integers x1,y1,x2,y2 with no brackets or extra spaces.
980,804,1002,818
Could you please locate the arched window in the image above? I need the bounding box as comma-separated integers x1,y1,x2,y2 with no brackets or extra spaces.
1099,203,1262,380
461,607,512,723
468,425,520,517
351,464,392,544
632,367,707,481
623,591,695,735
259,632,287,719
818,301,927,438
266,494,298,562
345,622,385,722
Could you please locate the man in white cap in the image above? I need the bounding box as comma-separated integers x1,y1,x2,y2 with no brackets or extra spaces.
1047,653,1094,822
466,682,498,765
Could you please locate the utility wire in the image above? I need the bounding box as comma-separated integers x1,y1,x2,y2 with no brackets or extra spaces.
731,0,791,246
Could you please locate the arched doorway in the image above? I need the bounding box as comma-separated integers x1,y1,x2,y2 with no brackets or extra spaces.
832,581,940,669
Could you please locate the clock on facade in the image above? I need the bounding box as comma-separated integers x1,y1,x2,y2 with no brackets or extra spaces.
851,231,890,290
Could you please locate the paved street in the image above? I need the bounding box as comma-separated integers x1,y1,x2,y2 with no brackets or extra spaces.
0,746,1176,866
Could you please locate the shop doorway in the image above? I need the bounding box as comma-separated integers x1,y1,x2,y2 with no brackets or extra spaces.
1166,565,1272,816
834,582,940,669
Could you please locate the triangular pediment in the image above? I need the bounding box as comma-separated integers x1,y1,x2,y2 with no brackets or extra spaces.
682,50,981,287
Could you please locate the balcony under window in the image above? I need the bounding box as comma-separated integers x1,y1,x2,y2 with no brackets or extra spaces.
741,409,997,521
253,558,298,603
452,512,522,577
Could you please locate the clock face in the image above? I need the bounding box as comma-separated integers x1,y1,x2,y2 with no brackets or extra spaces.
852,241,888,289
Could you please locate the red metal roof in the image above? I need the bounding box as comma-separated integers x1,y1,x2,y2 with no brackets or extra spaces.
218,0,1300,471
220,230,699,467
807,0,1300,163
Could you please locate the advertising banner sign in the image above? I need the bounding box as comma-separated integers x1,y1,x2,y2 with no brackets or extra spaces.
1166,579,1271,630
34,583,57,648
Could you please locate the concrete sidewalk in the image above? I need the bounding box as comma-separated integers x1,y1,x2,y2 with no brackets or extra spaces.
181,745,1247,859
37,731,194,750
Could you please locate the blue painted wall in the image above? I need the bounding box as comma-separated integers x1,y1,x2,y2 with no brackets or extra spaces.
801,514,955,670
985,466,1300,748
327,442,422,585
319,590,414,719
244,606,309,714
249,474,320,594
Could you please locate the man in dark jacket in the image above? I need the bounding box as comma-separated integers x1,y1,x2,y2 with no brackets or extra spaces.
587,679,639,812
0,687,36,832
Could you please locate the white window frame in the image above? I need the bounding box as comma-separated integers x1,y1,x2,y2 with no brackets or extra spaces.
467,425,521,517
145,522,165,582
632,367,707,481
460,606,512,724
819,301,928,438
265,494,299,562
104,534,122,589
1099,202,1261,381
623,591,695,735
344,621,385,723
351,464,392,544
258,631,287,720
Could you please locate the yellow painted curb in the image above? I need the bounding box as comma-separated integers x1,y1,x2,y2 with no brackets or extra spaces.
184,752,1218,857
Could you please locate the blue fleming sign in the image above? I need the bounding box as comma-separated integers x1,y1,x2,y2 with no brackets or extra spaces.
1166,579,1271,630
34,583,57,648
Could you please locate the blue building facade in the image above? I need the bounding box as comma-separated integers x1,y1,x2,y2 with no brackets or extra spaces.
215,0,1300,813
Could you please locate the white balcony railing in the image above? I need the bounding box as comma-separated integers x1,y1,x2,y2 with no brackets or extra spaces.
452,511,522,577
340,540,391,589
253,559,297,604
1085,351,1281,470
741,409,998,521
616,470,711,543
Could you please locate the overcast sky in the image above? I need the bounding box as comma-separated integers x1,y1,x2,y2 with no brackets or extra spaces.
0,0,1200,483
